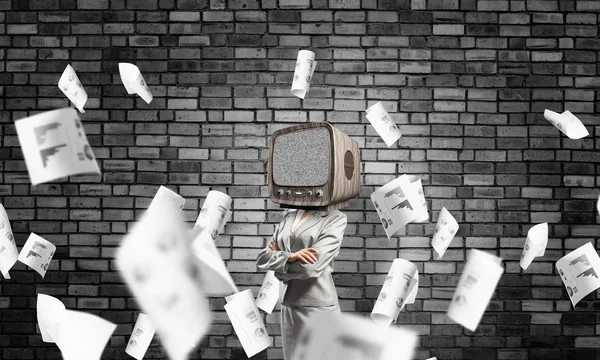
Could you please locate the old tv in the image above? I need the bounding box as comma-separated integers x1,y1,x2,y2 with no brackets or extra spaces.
268,122,360,210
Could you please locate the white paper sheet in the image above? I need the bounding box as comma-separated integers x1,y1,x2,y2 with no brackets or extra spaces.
431,207,459,259
556,242,600,307
37,293,66,343
47,310,116,360
15,108,100,186
371,259,419,327
543,109,589,139
371,175,428,240
192,190,237,296
224,289,272,358
37,294,116,360
126,313,157,360
447,249,504,332
147,186,185,214
17,233,56,278
58,64,88,113
409,176,428,223
291,312,417,360
291,50,317,99
365,102,402,147
520,223,548,270
119,63,153,104
194,190,232,239
0,204,18,279
116,204,211,360
597,194,599,217
256,270,280,314
425,358,438,360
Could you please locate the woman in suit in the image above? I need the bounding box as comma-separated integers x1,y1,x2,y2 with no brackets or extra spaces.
256,208,347,360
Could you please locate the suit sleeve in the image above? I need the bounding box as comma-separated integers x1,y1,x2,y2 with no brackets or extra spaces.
274,212,347,282
256,213,293,273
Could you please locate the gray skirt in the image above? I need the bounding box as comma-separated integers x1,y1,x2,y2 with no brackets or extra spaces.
280,303,341,360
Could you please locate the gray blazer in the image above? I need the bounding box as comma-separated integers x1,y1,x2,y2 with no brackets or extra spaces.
256,209,347,307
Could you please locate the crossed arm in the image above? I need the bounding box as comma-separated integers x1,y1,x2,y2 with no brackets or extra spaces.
256,212,347,281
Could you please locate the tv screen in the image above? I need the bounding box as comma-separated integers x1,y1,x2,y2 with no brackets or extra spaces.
272,127,331,187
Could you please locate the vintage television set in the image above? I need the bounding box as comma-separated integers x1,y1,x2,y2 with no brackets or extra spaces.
268,122,360,211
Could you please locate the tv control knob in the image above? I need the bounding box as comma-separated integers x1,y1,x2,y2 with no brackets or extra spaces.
307,191,313,196
286,190,291,196
316,190,323,198
277,189,283,196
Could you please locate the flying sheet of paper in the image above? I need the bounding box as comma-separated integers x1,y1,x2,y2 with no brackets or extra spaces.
147,186,185,214
224,289,272,358
37,294,116,360
365,102,402,147
126,313,157,360
58,64,88,113
193,190,232,239
426,358,438,360
520,223,548,270
409,176,428,223
37,293,67,343
47,309,117,360
192,190,237,296
291,312,417,360
371,175,428,240
116,204,211,360
543,109,589,139
447,249,504,332
556,242,600,307
15,108,100,186
119,63,153,104
0,204,18,279
597,194,599,217
291,50,317,99
371,258,419,327
17,233,56,278
431,207,459,259
256,270,280,314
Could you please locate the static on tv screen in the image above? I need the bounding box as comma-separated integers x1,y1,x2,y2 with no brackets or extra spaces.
273,128,331,187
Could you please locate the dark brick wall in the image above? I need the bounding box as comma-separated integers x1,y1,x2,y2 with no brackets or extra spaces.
1,0,600,359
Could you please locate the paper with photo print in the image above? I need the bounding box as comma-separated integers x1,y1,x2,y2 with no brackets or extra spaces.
291,312,417,360
520,223,548,270
371,175,428,240
0,204,18,279
192,190,237,296
147,186,185,214
543,109,589,140
256,270,280,314
291,50,317,99
365,102,402,147
371,259,419,327
447,249,504,332
556,242,600,307
116,205,211,360
17,233,56,278
225,289,272,358
119,63,153,104
431,207,459,259
126,313,157,360
15,108,100,186
58,64,88,113
37,294,116,360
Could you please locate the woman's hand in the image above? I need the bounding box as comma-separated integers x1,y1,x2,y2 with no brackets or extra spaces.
288,248,318,264
268,240,280,251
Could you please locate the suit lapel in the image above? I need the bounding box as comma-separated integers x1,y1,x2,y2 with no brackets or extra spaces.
292,211,327,240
